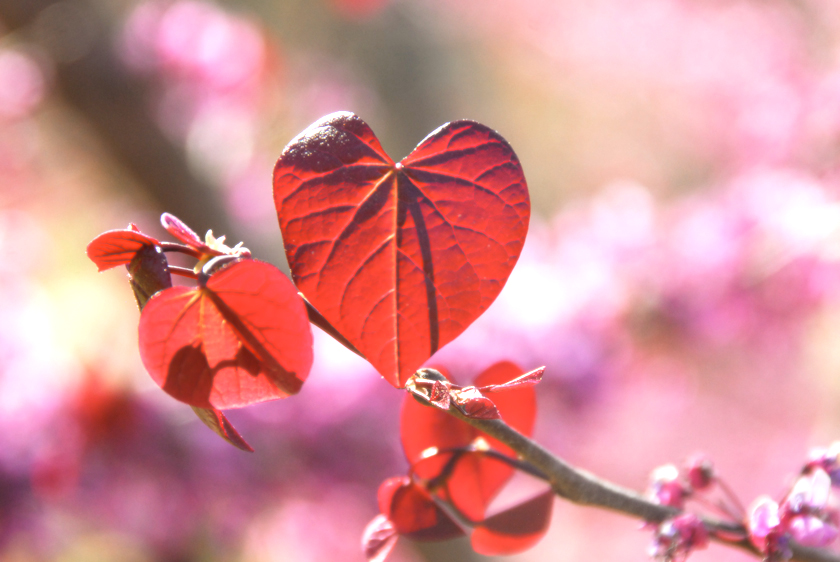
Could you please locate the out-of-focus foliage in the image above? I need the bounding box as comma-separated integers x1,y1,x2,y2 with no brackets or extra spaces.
2,0,840,560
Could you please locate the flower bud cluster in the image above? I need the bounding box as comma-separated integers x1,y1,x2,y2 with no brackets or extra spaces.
748,458,840,560
645,454,717,561
646,448,840,561
805,442,840,487
646,454,716,510
649,514,709,562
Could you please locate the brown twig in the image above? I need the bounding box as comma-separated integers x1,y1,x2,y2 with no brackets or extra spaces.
448,408,840,562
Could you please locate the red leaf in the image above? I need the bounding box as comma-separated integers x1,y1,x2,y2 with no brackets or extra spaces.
161,212,204,248
427,380,451,410
400,361,537,522
362,514,399,562
138,259,313,409
378,476,464,541
450,387,500,420
87,228,159,272
190,406,254,452
471,490,554,556
274,112,530,387
480,365,545,393
474,361,538,445
407,378,452,410
160,212,251,258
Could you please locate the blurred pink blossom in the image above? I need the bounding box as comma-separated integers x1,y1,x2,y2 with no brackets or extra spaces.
748,495,783,555
0,49,46,120
782,469,839,548
647,464,685,509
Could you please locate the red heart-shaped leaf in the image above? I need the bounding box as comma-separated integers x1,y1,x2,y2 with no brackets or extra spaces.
274,112,530,387
378,476,464,541
471,490,554,555
87,227,160,272
401,361,537,522
138,259,313,409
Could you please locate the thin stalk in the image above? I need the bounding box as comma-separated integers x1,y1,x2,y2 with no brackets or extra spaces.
300,294,364,358
168,265,199,279
160,241,203,258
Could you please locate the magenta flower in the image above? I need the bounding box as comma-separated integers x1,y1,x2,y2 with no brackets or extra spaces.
649,514,709,562
748,495,786,556
781,469,839,548
806,442,840,486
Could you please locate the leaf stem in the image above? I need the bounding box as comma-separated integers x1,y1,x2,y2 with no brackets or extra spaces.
160,241,203,258
300,294,364,358
168,265,199,279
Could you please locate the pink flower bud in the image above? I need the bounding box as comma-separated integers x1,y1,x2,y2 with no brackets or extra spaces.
788,515,838,547
684,453,715,492
806,443,840,487
649,514,708,562
648,465,687,509
748,495,781,553
780,469,840,549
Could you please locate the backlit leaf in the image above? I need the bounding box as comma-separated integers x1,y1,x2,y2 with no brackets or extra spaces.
87,226,159,272
401,361,537,522
471,490,554,555
274,112,530,387
190,406,254,452
138,259,312,409
377,476,464,541
450,387,501,420
161,212,203,247
480,366,545,393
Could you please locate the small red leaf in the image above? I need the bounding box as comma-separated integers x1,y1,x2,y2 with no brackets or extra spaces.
408,378,452,410
471,490,554,555
479,365,545,393
451,387,501,420
138,260,313,409
161,212,204,248
474,362,537,444
87,228,160,272
428,380,451,410
274,112,530,387
401,361,537,522
362,514,399,562
190,406,254,452
378,476,464,541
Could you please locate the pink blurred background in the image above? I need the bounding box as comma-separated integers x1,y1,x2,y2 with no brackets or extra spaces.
2,0,840,560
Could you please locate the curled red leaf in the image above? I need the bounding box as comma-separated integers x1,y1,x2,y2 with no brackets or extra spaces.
274,112,530,387
161,212,204,247
138,259,313,409
161,212,251,258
